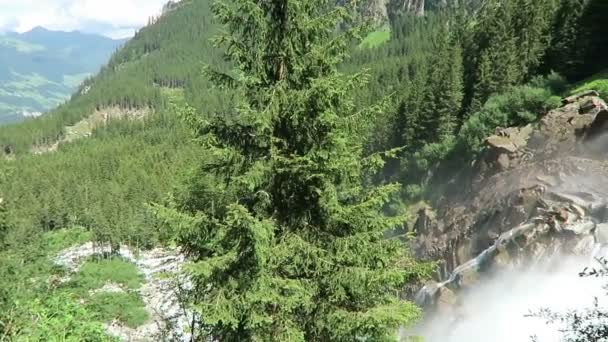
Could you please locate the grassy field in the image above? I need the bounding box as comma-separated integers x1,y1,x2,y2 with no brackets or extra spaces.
0,36,46,53
360,27,391,49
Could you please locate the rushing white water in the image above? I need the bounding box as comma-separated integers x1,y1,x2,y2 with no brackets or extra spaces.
419,251,608,342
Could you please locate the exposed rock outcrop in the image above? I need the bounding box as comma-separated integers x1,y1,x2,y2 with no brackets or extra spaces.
395,0,425,16
31,106,150,154
162,0,183,15
482,124,534,172
344,0,428,23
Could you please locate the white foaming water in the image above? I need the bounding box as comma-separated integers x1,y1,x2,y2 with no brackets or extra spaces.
420,253,608,342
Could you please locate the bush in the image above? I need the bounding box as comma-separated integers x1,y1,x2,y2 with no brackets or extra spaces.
570,69,608,99
413,136,456,171
457,85,561,155
67,257,143,294
86,292,149,328
44,227,94,254
530,72,569,95
16,294,114,341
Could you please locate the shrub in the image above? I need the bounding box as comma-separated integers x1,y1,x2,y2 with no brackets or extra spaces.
44,227,93,254
67,257,143,294
17,294,114,341
457,85,561,155
570,69,608,99
86,292,149,328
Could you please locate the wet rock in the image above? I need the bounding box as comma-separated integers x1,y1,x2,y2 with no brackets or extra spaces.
436,286,457,314
574,235,596,255
583,107,608,147
555,208,570,222
595,223,608,245
456,266,480,288
415,282,439,307
570,203,587,218
563,220,596,235
496,153,510,170
492,249,512,268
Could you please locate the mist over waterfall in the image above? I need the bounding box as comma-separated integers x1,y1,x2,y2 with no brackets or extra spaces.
418,252,608,342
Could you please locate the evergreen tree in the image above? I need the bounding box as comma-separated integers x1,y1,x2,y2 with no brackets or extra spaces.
0,199,8,250
511,0,556,78
155,0,430,340
469,0,520,111
579,0,608,78
543,0,586,80
398,63,431,153
422,25,464,141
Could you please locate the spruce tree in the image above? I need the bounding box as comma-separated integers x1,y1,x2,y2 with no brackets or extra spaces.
398,63,431,153
579,0,608,78
468,0,519,111
511,0,556,78
543,0,586,80
422,25,464,142
0,199,8,250
155,0,430,340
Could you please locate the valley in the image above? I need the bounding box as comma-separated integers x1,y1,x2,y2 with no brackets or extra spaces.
0,0,607,341
0,28,126,124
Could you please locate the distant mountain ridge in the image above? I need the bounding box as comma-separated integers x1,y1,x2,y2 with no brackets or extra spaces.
0,27,126,124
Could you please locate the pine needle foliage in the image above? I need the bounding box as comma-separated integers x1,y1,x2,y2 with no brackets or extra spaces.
155,0,431,340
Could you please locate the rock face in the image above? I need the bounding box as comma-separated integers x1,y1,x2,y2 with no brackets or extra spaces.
30,106,150,155
413,92,608,314
162,0,182,15
343,0,427,23
395,0,426,16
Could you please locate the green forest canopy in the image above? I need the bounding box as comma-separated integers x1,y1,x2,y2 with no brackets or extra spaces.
0,0,607,339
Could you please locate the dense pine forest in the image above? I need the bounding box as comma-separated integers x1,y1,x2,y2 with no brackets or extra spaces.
1,0,608,339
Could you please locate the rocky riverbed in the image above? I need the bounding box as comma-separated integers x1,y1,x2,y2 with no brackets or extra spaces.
55,243,195,341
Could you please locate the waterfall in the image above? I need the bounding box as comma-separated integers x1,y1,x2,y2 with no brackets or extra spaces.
413,216,608,341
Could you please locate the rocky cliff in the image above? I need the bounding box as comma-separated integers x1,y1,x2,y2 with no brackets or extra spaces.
400,0,426,16
346,0,429,23
413,90,608,319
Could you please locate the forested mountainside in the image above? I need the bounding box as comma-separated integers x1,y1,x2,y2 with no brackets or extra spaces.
0,28,126,124
0,0,607,340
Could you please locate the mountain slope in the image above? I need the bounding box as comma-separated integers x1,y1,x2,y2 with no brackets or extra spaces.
0,0,608,340
0,0,224,153
0,27,126,123
0,0,222,243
